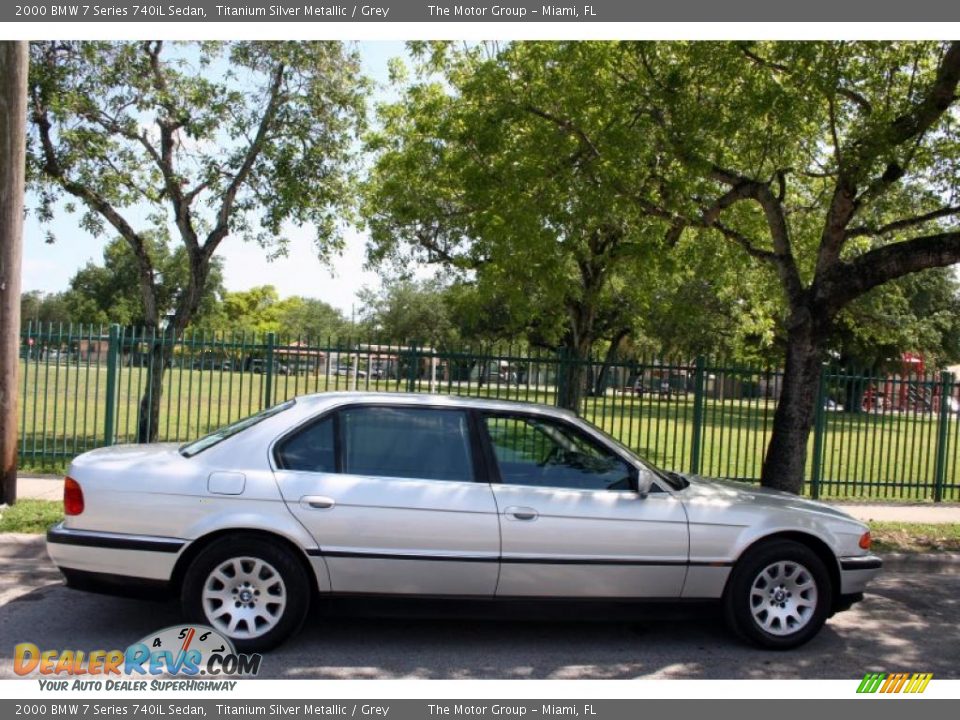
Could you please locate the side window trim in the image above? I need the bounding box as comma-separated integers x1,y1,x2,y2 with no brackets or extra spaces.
478,410,640,493
333,410,344,473
473,409,504,485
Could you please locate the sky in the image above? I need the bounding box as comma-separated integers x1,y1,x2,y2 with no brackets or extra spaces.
20,41,408,316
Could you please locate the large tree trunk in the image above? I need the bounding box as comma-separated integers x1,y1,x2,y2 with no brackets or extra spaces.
760,312,826,493
556,335,594,412
136,262,209,443
590,329,629,396
136,331,173,443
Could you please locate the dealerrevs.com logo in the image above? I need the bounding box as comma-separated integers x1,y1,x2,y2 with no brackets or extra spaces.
14,625,262,691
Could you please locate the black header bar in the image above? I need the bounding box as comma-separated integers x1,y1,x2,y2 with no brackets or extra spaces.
5,0,960,23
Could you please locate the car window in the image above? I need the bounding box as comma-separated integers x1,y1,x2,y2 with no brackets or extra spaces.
483,414,634,491
341,407,475,482
275,416,335,472
180,400,295,457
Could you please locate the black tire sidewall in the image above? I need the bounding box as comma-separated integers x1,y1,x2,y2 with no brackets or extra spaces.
724,539,832,650
181,534,311,653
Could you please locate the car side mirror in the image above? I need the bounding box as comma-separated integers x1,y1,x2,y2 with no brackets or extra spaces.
634,468,653,497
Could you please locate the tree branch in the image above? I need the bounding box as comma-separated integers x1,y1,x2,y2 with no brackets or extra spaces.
846,205,960,239
712,222,779,262
30,85,159,325
828,231,960,306
206,61,286,257
524,104,601,160
816,42,960,277
837,86,873,115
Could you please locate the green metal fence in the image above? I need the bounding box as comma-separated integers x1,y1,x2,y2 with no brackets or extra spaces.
16,322,960,501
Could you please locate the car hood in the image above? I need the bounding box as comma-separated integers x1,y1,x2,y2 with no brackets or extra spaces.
677,474,861,524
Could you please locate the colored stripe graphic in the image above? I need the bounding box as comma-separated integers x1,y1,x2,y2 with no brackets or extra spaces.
857,672,932,694
857,673,885,693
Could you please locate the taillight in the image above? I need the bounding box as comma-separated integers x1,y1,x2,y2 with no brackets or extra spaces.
64,477,84,516
859,531,872,550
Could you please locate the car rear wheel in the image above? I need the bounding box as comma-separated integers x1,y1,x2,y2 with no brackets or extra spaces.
181,534,310,652
724,539,832,649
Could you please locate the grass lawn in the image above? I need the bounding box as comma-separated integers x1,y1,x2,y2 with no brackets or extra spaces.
0,499,65,534
15,359,960,501
869,522,960,553
3,499,958,558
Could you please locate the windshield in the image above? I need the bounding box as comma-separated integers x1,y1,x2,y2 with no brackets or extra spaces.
179,400,296,457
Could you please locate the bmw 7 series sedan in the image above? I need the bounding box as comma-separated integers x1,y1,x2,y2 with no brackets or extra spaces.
46,392,882,651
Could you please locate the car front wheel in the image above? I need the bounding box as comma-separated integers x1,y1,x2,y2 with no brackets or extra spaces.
181,534,310,652
724,539,832,649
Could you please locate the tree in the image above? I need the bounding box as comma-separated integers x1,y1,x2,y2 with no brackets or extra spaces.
62,235,225,327
356,278,459,348
833,267,960,371
28,41,366,440
626,41,960,492
20,290,72,326
212,286,348,340
364,42,675,410
273,296,349,341
218,285,283,334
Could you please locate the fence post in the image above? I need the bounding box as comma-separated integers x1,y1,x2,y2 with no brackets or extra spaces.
933,371,953,503
407,342,419,393
555,346,569,408
263,332,276,409
809,365,828,500
103,324,120,446
689,356,706,475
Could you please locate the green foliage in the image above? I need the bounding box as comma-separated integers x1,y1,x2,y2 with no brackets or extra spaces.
20,291,72,326
208,285,349,339
835,267,960,370
357,278,459,347
28,41,368,259
363,42,674,360
60,235,225,327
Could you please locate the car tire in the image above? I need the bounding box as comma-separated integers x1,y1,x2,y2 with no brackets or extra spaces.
181,534,311,652
723,539,832,650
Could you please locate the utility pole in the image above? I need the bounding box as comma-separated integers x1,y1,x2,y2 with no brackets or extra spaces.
0,42,28,506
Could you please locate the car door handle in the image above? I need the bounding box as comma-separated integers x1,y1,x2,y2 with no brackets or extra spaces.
300,495,336,510
505,506,538,521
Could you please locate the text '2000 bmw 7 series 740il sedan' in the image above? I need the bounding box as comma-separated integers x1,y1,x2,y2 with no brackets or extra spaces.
46,392,882,651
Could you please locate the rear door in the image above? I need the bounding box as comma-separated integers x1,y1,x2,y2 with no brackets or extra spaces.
481,412,689,598
273,404,500,596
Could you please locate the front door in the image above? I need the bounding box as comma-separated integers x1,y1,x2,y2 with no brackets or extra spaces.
274,404,500,596
481,412,689,598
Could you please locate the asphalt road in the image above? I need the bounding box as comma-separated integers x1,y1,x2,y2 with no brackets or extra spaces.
1,535,957,680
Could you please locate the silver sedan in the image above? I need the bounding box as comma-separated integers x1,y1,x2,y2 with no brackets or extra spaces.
46,393,881,651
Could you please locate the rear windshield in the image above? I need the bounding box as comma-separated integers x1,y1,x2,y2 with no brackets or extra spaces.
179,400,296,457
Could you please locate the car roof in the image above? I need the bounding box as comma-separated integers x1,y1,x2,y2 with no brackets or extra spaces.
291,391,577,419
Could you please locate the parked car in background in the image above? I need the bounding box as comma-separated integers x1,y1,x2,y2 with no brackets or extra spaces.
247,358,290,375
47,393,881,652
193,356,233,372
333,365,366,378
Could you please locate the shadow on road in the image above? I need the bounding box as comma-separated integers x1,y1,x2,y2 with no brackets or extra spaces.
1,571,958,680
